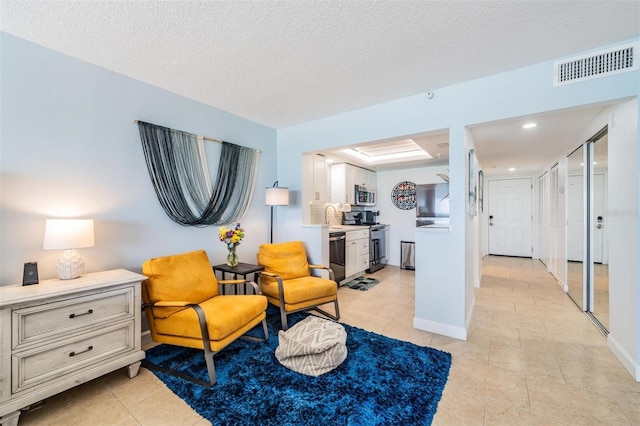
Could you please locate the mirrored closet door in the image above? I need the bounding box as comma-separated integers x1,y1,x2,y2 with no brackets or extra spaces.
566,126,609,334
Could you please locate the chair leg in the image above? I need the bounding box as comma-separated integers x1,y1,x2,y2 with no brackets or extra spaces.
262,318,270,340
334,298,341,320
192,304,217,386
280,306,289,330
202,345,217,386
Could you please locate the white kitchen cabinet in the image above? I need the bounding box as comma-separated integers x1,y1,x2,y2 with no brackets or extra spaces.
0,270,146,426
331,163,376,204
303,154,329,223
345,229,370,279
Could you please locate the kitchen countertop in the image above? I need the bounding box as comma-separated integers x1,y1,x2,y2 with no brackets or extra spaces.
329,225,369,232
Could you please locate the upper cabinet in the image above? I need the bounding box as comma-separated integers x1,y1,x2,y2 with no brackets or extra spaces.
302,154,329,223
331,163,376,204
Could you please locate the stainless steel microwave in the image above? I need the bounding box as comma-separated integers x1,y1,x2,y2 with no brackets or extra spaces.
354,185,375,206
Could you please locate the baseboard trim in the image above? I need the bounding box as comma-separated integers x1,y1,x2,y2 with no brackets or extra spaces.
413,317,467,341
608,334,640,381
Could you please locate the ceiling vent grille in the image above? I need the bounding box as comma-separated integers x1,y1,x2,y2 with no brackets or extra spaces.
553,42,638,86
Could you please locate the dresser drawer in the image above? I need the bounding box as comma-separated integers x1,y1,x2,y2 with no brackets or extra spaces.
12,321,136,393
12,287,135,349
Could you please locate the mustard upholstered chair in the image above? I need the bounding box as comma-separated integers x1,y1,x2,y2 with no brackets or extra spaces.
257,241,340,330
141,249,268,386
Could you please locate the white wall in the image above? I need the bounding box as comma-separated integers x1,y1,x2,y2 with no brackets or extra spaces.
375,165,449,265
604,99,639,380
0,33,278,284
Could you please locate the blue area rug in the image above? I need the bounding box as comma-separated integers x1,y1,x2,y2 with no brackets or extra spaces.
144,307,451,425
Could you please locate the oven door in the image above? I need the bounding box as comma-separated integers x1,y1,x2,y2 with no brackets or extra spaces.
329,232,346,282
368,226,387,273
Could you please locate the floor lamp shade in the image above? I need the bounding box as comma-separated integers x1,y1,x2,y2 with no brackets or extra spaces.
265,187,289,206
43,219,95,280
266,186,288,243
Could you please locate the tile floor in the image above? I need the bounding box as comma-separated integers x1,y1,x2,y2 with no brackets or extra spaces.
17,256,640,425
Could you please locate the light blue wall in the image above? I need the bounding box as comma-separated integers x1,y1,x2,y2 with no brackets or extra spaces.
0,33,277,284
277,38,639,354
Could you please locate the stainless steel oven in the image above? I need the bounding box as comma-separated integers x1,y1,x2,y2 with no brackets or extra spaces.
329,232,346,283
367,224,388,273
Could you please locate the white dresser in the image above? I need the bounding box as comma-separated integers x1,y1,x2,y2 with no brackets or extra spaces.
0,269,146,426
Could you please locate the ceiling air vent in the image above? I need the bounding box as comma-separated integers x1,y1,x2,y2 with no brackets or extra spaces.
553,42,638,86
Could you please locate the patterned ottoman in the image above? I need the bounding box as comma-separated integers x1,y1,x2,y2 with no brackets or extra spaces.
275,316,348,377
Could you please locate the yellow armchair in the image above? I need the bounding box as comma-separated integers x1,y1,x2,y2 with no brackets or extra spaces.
141,249,268,386
257,241,340,330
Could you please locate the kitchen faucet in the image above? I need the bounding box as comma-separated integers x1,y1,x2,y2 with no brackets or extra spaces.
324,204,338,225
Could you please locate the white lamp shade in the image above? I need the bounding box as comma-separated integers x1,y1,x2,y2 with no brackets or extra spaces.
43,219,95,249
265,187,289,206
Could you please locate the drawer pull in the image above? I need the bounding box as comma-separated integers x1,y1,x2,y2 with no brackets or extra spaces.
69,309,93,319
69,346,93,357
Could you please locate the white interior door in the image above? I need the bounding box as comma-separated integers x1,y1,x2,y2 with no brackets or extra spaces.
488,178,533,257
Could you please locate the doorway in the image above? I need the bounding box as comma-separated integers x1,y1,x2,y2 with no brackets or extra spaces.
488,178,533,257
565,126,609,333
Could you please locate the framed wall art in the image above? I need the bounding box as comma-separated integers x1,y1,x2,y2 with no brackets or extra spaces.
391,181,416,210
468,149,477,216
478,169,484,213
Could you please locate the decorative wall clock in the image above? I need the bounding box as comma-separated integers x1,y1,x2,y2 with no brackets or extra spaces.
391,181,416,210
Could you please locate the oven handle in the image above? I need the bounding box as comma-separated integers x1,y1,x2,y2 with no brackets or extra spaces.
329,235,346,241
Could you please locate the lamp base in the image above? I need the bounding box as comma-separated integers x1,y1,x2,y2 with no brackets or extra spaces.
56,249,85,280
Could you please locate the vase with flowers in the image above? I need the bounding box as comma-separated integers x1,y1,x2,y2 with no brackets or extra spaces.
218,223,245,267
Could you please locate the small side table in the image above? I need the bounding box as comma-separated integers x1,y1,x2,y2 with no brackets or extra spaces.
213,262,265,294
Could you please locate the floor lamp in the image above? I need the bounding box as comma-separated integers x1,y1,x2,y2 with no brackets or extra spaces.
265,181,289,243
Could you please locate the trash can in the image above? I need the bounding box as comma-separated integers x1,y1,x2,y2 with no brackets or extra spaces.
400,241,415,270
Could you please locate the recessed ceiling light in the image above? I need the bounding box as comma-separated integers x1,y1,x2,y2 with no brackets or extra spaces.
522,123,537,129
508,167,516,172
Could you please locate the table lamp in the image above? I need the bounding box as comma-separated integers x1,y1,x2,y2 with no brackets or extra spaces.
43,219,95,279
265,181,289,243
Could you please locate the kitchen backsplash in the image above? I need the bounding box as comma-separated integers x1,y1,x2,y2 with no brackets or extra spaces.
309,201,342,225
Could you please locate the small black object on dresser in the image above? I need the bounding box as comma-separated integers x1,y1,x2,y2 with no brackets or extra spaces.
22,262,39,286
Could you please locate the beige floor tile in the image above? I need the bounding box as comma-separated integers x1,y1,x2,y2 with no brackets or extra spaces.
446,360,530,410
489,342,565,383
108,368,170,409
617,389,640,424
432,387,485,426
48,395,139,426
527,376,631,425
483,400,572,426
17,375,114,425
128,385,205,426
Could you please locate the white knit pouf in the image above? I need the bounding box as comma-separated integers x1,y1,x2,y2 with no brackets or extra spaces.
275,316,347,377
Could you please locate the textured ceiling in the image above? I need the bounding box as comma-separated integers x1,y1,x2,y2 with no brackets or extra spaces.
1,1,638,176
1,0,638,129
